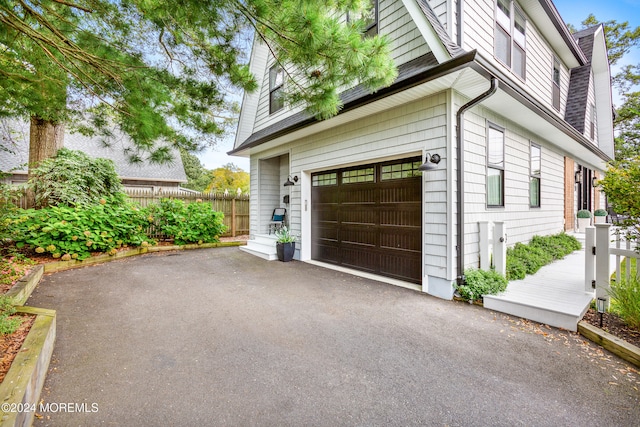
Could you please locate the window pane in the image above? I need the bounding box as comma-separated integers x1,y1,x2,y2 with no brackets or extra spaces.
487,168,504,206
312,173,337,186
269,66,283,89
495,26,511,66
381,161,421,180
553,58,561,85
488,127,504,168
497,0,511,29
514,9,526,46
342,167,374,184
513,44,525,78
530,144,541,176
552,83,560,111
530,177,540,207
270,88,284,113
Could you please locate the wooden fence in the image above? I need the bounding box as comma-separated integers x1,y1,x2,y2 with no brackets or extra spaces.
124,189,250,237
4,188,250,237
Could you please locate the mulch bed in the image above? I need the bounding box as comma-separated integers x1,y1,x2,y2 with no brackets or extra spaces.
582,308,640,348
0,314,36,384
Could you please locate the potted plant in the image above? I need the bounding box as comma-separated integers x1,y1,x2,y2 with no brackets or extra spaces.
274,226,296,262
593,209,608,224
576,209,592,232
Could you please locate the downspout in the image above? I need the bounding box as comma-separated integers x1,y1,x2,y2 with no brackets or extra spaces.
456,76,499,285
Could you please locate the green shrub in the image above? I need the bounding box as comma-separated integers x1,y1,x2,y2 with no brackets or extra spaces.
28,148,125,208
0,295,22,335
594,209,608,217
609,275,640,330
505,233,581,280
577,209,592,218
7,198,151,260
455,268,508,302
144,199,226,245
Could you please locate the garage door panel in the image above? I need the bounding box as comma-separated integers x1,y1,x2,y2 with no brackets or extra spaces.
380,228,421,251
312,156,422,284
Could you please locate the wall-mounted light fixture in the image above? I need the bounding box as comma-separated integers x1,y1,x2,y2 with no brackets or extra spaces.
592,177,598,187
574,169,583,184
418,153,441,171
283,175,298,187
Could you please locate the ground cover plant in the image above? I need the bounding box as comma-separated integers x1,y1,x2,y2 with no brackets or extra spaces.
609,258,640,330
455,268,508,302
506,232,581,280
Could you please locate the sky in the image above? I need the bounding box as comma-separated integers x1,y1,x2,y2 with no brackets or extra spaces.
196,0,640,172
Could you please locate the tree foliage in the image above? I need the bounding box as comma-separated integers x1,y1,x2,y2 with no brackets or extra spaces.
0,0,396,161
179,148,211,192
205,163,249,195
597,158,640,243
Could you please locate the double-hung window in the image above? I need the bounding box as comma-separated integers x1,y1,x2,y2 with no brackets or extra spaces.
487,125,505,207
269,65,284,114
530,143,541,208
495,0,526,79
552,57,561,111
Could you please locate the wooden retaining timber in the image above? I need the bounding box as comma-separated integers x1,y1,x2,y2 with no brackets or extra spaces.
578,321,640,368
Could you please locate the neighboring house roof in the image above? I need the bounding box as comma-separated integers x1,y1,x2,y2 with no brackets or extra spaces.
0,120,187,183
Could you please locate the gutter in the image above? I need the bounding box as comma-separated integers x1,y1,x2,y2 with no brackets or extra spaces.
456,77,499,286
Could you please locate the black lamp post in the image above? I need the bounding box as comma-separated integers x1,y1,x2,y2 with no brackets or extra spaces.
596,297,607,328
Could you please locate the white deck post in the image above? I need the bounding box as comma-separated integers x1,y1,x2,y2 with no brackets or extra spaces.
595,223,612,308
479,221,491,270
584,226,595,293
493,222,506,276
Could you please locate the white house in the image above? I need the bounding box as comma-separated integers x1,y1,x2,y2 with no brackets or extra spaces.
229,0,614,299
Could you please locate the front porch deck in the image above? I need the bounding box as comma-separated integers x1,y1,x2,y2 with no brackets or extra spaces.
483,233,612,332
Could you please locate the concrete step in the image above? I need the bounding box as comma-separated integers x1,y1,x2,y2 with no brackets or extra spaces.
239,234,278,261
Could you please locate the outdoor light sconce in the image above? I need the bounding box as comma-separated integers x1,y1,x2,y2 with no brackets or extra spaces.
574,169,583,184
418,153,441,171
592,177,598,187
596,297,607,327
283,175,299,187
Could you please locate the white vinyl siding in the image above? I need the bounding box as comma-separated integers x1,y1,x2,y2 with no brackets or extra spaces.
586,72,598,145
251,0,431,135
458,92,565,269
463,0,570,116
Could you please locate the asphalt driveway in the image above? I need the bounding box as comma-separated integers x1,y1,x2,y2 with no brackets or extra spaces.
27,247,639,426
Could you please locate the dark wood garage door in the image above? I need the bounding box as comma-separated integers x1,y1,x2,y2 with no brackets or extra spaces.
311,157,423,284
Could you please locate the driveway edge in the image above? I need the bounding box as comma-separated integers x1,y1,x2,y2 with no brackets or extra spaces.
578,320,640,368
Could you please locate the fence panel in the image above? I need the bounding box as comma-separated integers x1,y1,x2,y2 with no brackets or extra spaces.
124,189,250,237
5,188,250,238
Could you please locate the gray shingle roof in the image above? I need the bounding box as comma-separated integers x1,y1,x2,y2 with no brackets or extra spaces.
565,26,598,134
0,119,187,183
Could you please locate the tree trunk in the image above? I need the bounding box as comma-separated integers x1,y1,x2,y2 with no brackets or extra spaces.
26,116,64,207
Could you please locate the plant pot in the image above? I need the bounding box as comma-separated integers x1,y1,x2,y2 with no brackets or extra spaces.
594,216,607,224
276,242,295,262
577,217,591,232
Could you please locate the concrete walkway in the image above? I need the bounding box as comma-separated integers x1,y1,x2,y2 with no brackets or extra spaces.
26,247,639,426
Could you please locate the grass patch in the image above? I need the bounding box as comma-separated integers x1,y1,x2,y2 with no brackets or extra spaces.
609,257,640,329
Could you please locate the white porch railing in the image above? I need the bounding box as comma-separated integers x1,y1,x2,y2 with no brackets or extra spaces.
585,224,640,309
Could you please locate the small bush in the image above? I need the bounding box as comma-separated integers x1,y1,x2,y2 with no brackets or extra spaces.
609,276,640,330
0,296,22,335
594,209,608,217
455,269,508,302
144,199,226,245
7,198,151,260
28,148,125,208
577,209,592,218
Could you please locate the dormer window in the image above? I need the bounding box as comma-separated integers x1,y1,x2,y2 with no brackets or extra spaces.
495,0,526,80
269,65,284,114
